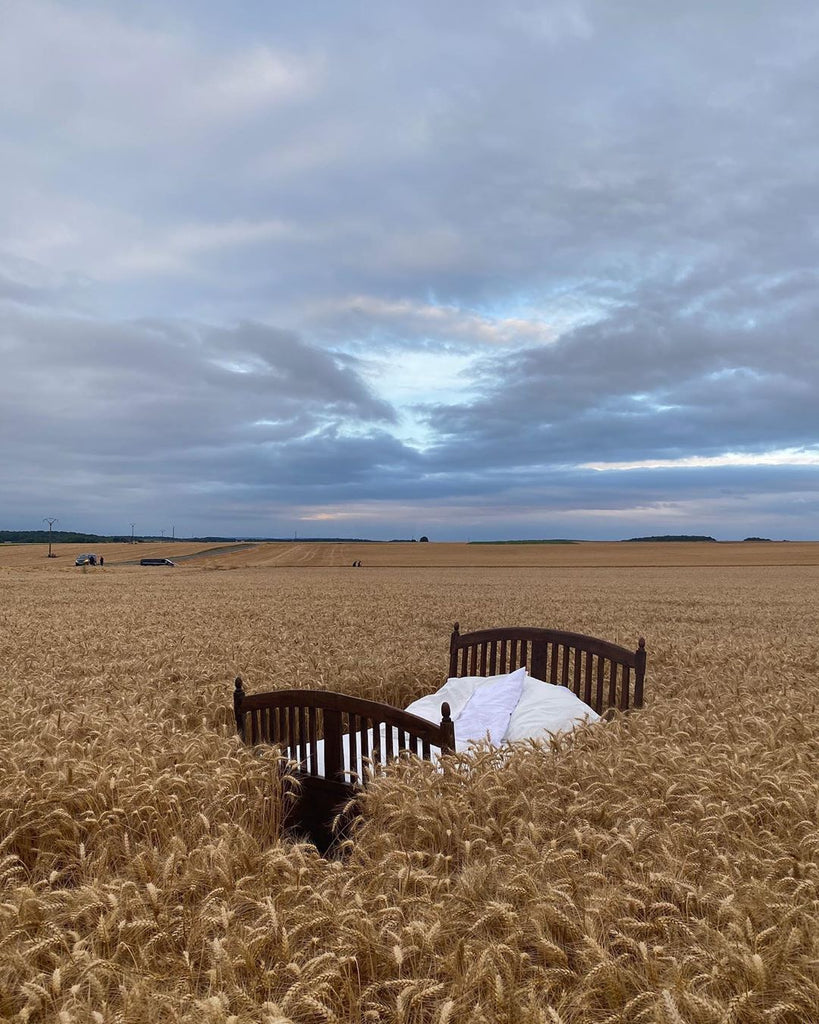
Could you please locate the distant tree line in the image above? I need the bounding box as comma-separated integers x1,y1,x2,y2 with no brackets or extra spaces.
1,531,386,544
624,535,717,542
0,530,119,544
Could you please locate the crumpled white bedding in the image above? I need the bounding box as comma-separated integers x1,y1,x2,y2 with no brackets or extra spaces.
405,667,600,749
301,668,599,778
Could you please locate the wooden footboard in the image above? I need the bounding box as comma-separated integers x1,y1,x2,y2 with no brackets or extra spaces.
234,681,455,773
233,681,455,853
449,623,646,715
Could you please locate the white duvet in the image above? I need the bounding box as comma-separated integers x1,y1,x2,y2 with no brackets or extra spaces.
300,669,599,778
405,667,600,749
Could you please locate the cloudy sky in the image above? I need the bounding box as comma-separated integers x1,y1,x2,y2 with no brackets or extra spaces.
2,0,818,540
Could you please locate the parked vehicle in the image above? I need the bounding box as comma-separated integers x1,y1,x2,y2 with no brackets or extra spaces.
75,553,99,566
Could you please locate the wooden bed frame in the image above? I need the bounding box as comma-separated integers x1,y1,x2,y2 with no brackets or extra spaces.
233,623,646,851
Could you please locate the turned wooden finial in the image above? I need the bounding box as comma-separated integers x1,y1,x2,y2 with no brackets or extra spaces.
440,701,455,755
453,622,460,635
233,676,245,738
634,639,647,710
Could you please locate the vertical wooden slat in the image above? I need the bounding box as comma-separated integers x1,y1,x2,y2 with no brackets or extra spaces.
372,718,382,766
297,706,306,767
348,712,358,777
608,658,618,710
469,644,478,675
249,709,258,745
595,656,605,715
422,737,431,759
287,706,297,761
573,647,582,697
530,641,546,680
583,651,593,706
324,710,342,780
620,667,631,711
488,640,498,675
360,715,370,767
549,642,559,684
460,647,469,676
561,644,570,691
479,642,487,676
308,706,318,774
384,720,394,761
499,639,507,673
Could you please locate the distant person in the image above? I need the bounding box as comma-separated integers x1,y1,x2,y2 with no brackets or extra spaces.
89,554,96,566
99,555,104,567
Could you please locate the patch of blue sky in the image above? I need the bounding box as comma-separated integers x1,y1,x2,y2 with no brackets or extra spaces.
356,348,480,448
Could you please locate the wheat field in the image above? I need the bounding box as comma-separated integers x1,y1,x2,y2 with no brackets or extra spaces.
1,544,818,1022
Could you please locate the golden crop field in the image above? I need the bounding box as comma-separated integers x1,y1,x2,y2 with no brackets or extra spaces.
1,543,818,1022
4,539,819,572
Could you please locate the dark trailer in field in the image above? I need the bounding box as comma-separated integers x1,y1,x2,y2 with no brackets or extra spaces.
140,557,176,566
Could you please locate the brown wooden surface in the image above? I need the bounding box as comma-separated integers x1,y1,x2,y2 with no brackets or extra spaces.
448,623,646,714
239,688,448,749
234,679,455,853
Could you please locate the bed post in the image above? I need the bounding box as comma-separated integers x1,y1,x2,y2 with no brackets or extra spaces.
633,638,646,709
233,676,246,741
449,623,460,678
440,702,455,754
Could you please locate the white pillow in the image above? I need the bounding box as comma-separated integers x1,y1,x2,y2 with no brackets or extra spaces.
405,667,526,728
504,672,600,742
453,666,525,746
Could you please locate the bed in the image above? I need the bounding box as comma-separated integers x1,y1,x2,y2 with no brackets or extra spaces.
233,623,646,851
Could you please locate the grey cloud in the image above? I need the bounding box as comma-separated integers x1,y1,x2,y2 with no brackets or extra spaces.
2,1,819,538
0,305,395,525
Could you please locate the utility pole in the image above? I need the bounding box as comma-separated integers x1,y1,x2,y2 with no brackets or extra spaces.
160,529,165,540
43,517,58,558
130,523,135,544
